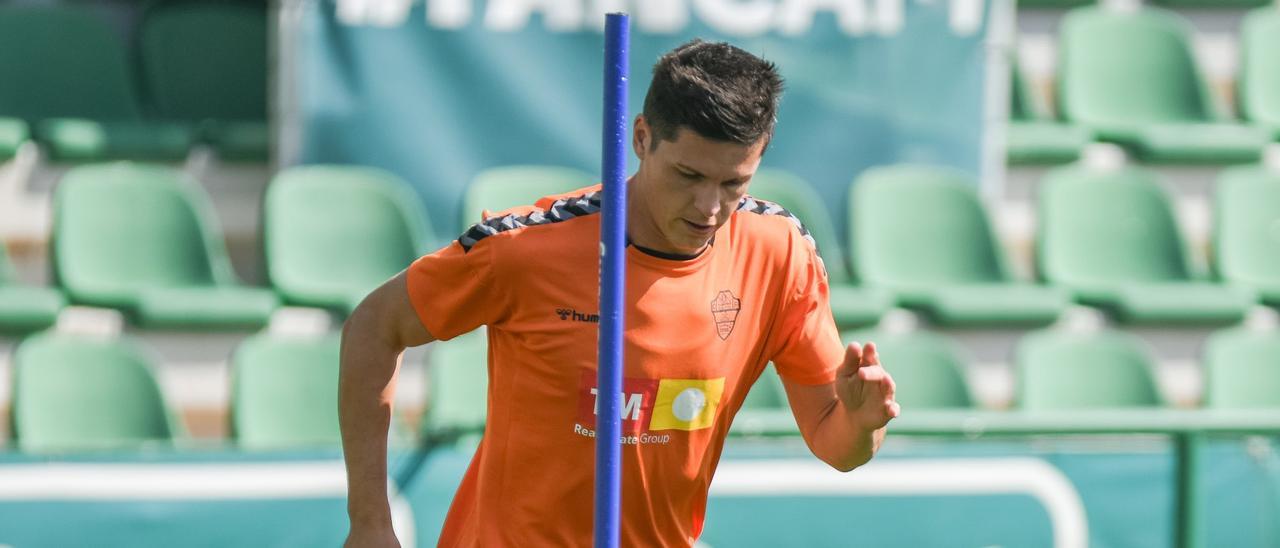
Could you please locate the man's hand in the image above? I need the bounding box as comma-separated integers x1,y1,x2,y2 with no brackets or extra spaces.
835,342,900,431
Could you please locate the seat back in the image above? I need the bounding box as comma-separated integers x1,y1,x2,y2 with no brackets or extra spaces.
1058,6,1213,126
1214,167,1280,287
850,165,1010,287
139,1,267,122
1238,7,1280,126
266,165,430,308
1203,328,1280,409
844,330,975,409
1038,167,1194,286
54,163,234,305
423,328,490,435
460,165,595,231
1011,61,1040,122
0,6,141,122
231,334,342,448
1015,329,1162,409
748,168,851,283
741,365,788,411
11,333,177,451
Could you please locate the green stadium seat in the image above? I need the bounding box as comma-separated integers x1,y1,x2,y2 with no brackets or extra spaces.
35,118,193,162
1152,0,1272,8
748,168,891,327
231,333,342,449
460,165,596,231
1017,0,1092,6
1007,122,1094,165
1008,62,1090,165
422,328,489,436
10,332,181,452
0,245,64,335
0,117,29,160
1038,166,1255,324
53,163,278,328
266,165,432,314
1238,7,1280,134
843,330,975,409
1057,6,1269,163
1015,329,1163,410
1202,327,1280,409
0,6,192,161
741,365,788,411
139,1,268,161
849,165,1068,326
1214,166,1280,307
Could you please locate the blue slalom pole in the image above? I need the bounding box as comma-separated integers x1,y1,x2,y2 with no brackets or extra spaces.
596,12,628,548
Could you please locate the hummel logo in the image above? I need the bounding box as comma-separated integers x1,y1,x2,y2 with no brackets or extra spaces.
556,308,600,323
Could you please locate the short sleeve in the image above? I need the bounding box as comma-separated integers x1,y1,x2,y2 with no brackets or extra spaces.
768,243,845,385
405,238,508,341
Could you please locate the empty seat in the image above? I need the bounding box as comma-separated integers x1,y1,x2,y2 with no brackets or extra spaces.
0,6,191,161
1039,166,1255,324
741,365,788,411
460,165,595,231
10,332,181,452
850,165,1068,326
1238,7,1280,133
749,168,891,327
1057,6,1268,163
1007,62,1090,165
266,165,432,314
0,117,28,160
53,163,278,328
231,334,342,449
1214,166,1280,307
422,328,489,436
0,244,64,334
1202,327,1280,409
139,1,268,161
843,330,975,409
1015,329,1163,410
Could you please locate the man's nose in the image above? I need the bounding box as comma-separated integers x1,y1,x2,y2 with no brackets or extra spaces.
693,184,720,219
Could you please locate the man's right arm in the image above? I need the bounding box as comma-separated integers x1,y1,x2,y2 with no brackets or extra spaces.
340,271,435,546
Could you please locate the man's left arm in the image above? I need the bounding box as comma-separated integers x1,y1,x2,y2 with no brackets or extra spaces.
781,341,900,472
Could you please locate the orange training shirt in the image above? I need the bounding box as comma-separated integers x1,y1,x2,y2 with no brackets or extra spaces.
405,185,845,547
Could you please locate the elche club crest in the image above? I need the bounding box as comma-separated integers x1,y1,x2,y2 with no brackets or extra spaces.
710,290,741,340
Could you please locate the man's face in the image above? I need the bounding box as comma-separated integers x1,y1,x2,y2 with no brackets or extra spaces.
631,117,766,256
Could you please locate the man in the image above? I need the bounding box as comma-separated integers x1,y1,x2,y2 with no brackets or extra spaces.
340,39,899,547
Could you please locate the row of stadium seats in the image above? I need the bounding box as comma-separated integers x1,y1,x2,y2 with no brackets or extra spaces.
1,160,1278,333
7,322,1279,452
1007,5,1280,164
0,2,267,162
6,330,341,452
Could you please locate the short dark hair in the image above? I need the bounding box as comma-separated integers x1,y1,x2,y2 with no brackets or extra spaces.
642,39,784,150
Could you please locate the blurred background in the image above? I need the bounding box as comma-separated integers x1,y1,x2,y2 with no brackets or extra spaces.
0,0,1278,546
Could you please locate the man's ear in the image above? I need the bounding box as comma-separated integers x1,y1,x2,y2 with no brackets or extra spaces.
632,115,649,159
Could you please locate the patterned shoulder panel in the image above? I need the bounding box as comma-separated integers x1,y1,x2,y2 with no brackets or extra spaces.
458,190,602,252
736,195,819,253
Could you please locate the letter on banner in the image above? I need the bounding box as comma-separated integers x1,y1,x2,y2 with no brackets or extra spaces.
692,0,774,37
486,0,584,31
775,0,869,36
873,0,902,35
590,0,689,33
428,0,473,29
950,0,985,36
337,0,413,26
